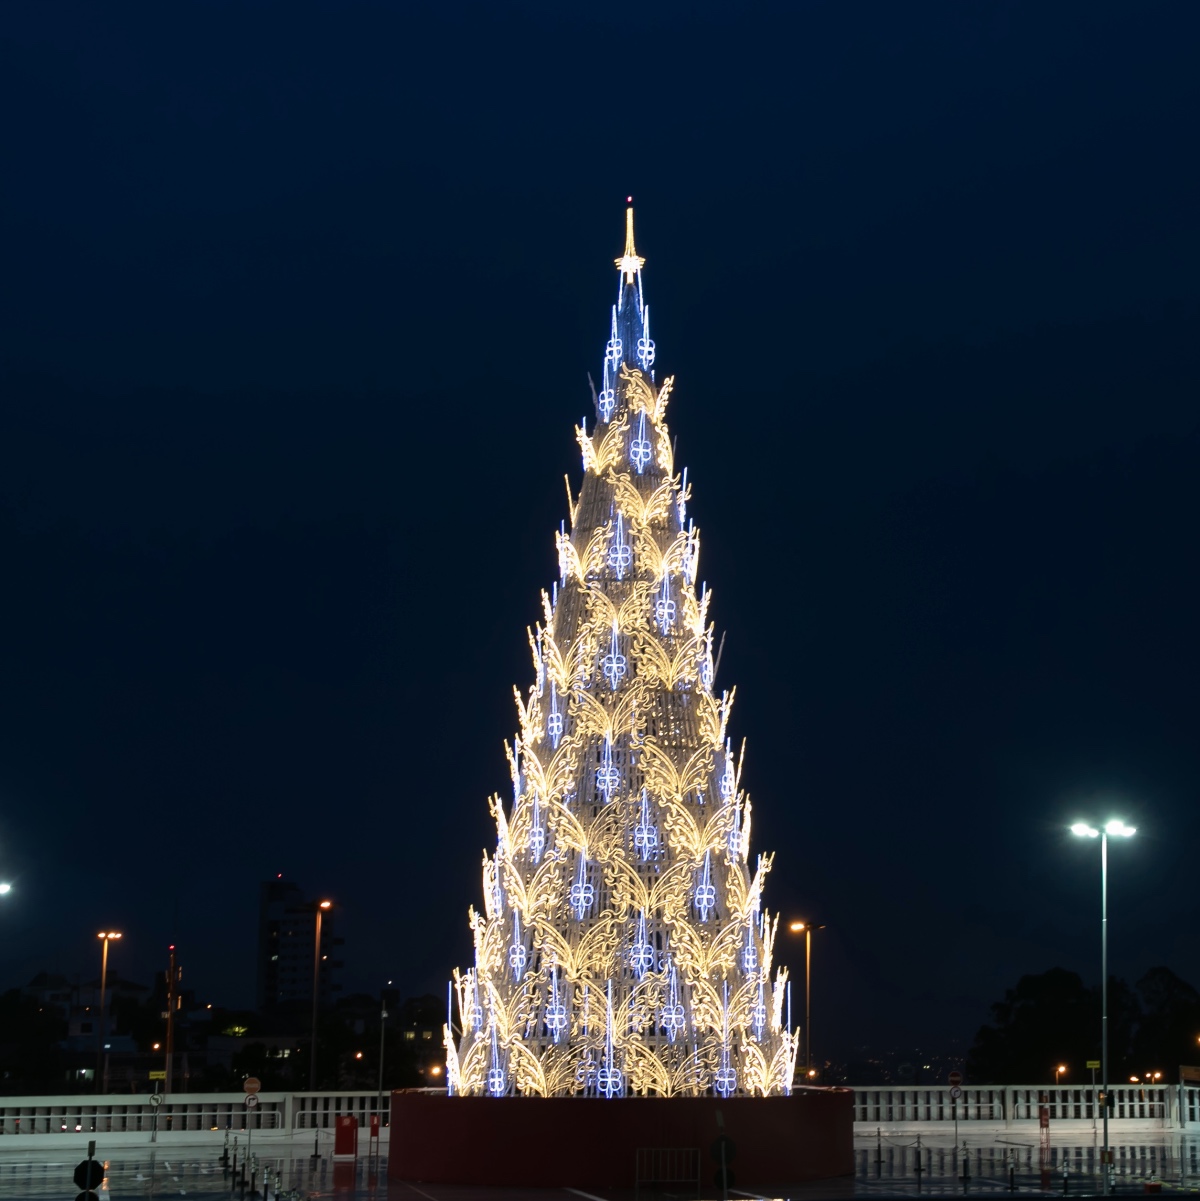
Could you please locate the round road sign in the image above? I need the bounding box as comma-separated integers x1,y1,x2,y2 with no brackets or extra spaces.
949,1086,963,1100
242,1077,262,1094
149,1093,163,1107
73,1160,103,1191
948,1070,963,1087
245,1094,260,1109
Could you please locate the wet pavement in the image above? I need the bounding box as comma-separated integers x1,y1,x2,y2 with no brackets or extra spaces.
3,1132,1199,1199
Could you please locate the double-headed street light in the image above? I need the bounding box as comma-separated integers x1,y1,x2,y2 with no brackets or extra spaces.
787,920,825,1077
1071,818,1136,1195
96,931,123,1093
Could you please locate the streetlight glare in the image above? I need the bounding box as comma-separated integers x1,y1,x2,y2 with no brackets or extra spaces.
1105,820,1136,837
1071,823,1099,837
788,920,805,932
319,900,332,910
0,882,11,895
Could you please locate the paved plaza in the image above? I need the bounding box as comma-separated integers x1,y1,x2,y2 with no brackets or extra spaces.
2,1132,1198,1200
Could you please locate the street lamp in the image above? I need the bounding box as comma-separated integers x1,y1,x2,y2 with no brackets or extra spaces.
0,882,11,895
376,979,392,1143
787,920,825,1077
309,900,332,1092
1071,818,1136,1195
96,931,122,1094
1055,1064,1068,1086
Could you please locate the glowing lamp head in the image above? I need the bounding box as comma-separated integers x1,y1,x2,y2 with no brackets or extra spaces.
1071,823,1099,838
97,931,122,940
1105,820,1136,837
0,882,11,895
319,900,332,910
789,920,806,933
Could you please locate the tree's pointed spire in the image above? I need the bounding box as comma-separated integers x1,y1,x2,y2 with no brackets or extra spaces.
603,198,654,406
615,199,645,283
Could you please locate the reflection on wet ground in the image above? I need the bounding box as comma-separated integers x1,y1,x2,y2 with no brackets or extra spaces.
2,1132,1198,1199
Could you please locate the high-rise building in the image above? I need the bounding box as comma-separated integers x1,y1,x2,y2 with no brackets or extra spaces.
448,207,797,1098
256,878,342,1012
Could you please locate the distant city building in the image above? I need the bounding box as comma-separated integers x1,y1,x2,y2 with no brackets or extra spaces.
256,878,343,1011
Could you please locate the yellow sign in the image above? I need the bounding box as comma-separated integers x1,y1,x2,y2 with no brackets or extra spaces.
1086,1060,1101,1069
148,1070,167,1080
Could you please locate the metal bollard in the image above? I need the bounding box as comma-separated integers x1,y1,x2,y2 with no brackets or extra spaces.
221,1130,230,1166
1062,1158,1069,1194
961,1143,971,1186
1008,1151,1016,1192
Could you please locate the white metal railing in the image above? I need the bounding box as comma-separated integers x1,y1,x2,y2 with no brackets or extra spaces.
0,1091,390,1139
853,1084,1192,1128
1,1084,1197,1138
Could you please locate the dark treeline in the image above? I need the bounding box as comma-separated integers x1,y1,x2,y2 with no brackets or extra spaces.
968,966,1200,1084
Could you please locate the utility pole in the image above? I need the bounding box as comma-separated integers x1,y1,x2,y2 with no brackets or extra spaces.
164,945,179,1094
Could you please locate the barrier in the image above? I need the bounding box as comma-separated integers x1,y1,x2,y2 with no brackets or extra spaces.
0,1081,1195,1151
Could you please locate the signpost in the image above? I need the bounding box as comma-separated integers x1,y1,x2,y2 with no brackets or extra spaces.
948,1072,963,1170
74,1141,102,1201
148,1074,165,1142
1088,1060,1101,1130
243,1078,261,1174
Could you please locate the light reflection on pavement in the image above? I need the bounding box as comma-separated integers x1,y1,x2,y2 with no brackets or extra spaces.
1,1133,1198,1199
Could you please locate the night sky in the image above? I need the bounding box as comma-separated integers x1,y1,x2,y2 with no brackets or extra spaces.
1,1,1198,1062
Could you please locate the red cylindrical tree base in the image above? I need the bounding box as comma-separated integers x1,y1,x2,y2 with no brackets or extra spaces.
388,1088,854,1190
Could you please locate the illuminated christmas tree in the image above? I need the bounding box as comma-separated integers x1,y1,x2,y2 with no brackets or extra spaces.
446,206,798,1098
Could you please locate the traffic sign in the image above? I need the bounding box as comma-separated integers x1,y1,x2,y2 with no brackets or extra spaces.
948,1070,963,1087
148,1070,166,1080
149,1094,163,1107
74,1160,103,1191
949,1085,963,1100
243,1077,262,1095
1087,1060,1101,1069
245,1094,260,1109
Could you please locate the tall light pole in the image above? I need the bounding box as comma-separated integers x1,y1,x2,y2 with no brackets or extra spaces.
376,979,392,1138
96,931,122,1094
1071,819,1135,1195
787,920,825,1077
164,944,180,1094
309,900,331,1092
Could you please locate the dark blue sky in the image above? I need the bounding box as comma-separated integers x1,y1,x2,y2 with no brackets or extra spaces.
1,1,1198,1060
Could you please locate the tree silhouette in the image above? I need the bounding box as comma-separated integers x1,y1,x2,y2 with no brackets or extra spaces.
967,968,1139,1084
1133,967,1200,1076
